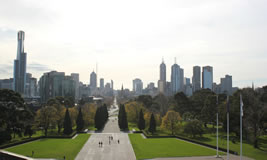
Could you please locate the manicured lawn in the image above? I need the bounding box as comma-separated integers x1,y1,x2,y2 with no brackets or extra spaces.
5,134,90,160
191,133,267,160
129,134,223,160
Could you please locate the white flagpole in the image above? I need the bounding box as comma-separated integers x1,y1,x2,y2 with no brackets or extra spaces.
227,96,229,160
216,95,219,158
227,112,229,160
216,112,219,157
240,94,243,160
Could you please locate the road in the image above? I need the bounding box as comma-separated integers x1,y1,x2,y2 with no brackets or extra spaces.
75,97,136,160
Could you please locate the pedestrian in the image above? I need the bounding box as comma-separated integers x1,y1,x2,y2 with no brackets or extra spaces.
101,141,103,147
118,139,120,144
109,140,111,145
111,136,113,140
63,156,65,160
99,141,100,147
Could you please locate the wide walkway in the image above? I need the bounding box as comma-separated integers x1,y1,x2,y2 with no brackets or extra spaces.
75,98,136,160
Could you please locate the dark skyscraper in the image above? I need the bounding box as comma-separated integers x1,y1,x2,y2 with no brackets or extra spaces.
90,71,97,90
100,78,104,89
14,31,27,94
192,66,201,92
158,59,166,93
160,59,166,82
171,61,181,94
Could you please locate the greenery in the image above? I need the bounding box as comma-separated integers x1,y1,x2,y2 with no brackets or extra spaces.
183,120,204,138
148,113,156,134
5,134,90,160
161,110,182,135
118,104,128,130
138,109,145,130
0,89,33,144
129,134,223,160
63,109,73,135
94,104,109,130
76,107,84,132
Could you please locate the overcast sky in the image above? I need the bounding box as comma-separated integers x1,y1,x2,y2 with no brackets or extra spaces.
0,0,266,90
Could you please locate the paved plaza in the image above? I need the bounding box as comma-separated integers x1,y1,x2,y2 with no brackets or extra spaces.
75,116,136,160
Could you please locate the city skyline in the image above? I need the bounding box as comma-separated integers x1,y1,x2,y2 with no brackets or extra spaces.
1,0,267,89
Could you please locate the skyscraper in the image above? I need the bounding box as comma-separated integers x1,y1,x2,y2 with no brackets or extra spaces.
158,59,166,93
192,66,201,92
202,66,213,90
100,78,104,89
133,78,143,95
14,31,27,94
160,59,166,82
90,71,97,90
220,75,232,95
71,73,79,101
171,62,181,94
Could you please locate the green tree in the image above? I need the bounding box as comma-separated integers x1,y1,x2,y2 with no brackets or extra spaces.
76,107,84,132
161,110,181,135
201,95,217,128
119,104,128,130
35,106,57,136
148,113,156,134
173,92,191,115
63,109,73,135
184,120,203,138
138,109,145,130
0,89,33,140
190,89,215,118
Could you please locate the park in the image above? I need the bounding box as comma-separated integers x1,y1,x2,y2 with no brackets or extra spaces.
0,88,267,160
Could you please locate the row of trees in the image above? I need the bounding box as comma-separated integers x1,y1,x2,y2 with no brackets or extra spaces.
123,87,267,148
94,104,109,130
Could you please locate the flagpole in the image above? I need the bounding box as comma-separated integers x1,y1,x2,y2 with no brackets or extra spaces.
227,112,229,160
227,96,229,160
216,95,219,158
240,94,243,160
216,112,219,157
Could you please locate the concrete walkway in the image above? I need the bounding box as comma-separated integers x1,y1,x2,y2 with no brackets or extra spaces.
75,110,136,160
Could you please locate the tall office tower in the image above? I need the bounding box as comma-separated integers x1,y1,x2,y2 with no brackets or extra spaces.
158,59,166,93
14,31,27,94
111,80,114,90
171,61,181,94
192,66,201,92
100,78,104,89
90,71,97,90
180,68,184,90
220,75,232,95
25,73,37,97
133,78,143,95
202,66,213,90
160,59,166,82
71,73,79,101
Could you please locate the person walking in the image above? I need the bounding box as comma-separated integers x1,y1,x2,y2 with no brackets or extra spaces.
99,141,100,147
118,139,120,144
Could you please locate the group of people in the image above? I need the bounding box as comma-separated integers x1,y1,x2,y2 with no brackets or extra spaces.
98,135,120,148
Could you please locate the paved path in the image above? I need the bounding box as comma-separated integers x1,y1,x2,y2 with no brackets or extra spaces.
75,98,136,160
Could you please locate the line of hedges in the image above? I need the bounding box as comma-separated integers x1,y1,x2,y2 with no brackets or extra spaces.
140,131,238,155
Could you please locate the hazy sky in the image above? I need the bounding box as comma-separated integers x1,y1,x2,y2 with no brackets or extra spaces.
0,0,266,90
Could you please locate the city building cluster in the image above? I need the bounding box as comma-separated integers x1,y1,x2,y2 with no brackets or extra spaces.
0,31,114,104
131,59,237,97
0,31,237,103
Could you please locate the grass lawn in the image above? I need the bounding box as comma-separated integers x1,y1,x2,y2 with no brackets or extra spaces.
190,133,267,160
129,134,224,160
5,134,90,160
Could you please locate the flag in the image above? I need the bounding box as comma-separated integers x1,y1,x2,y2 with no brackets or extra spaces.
240,94,243,117
227,96,230,113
